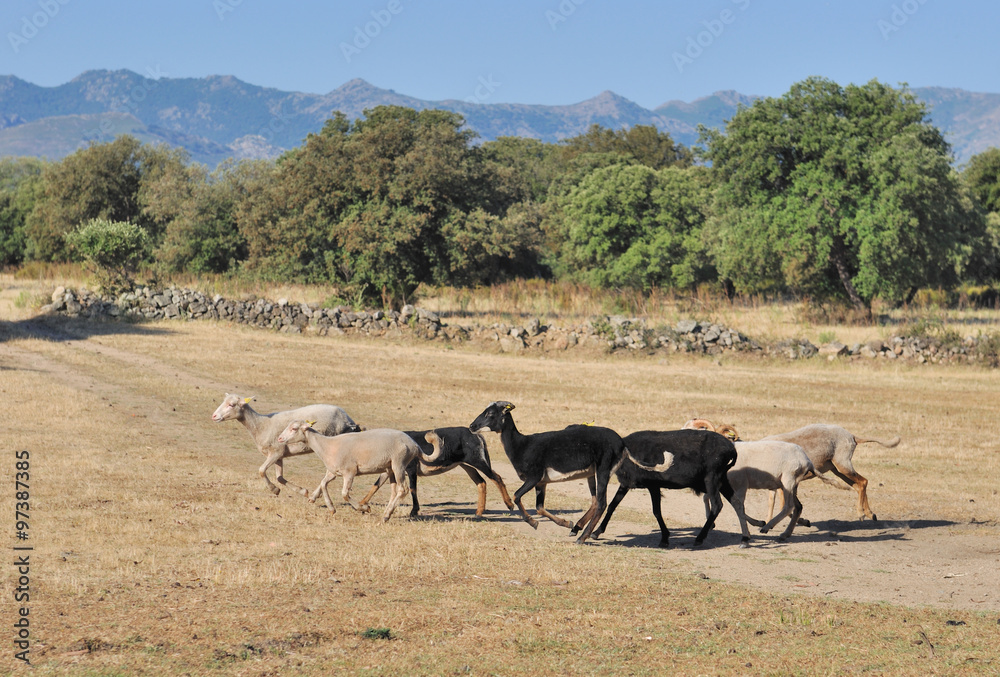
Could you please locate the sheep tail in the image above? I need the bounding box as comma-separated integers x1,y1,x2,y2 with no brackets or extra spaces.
854,434,901,448
420,431,446,463
624,447,674,472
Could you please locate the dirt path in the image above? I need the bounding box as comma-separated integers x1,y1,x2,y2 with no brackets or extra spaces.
422,458,1000,614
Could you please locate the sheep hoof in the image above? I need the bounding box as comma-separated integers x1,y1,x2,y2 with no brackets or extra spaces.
658,541,670,549
269,487,281,496
691,540,704,549
739,540,750,549
527,518,538,529
798,517,812,528
871,514,878,522
759,528,769,534
307,498,317,504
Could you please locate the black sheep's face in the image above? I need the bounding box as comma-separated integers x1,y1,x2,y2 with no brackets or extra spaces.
469,401,514,433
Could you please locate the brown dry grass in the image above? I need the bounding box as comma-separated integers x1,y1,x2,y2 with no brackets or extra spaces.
1,276,999,675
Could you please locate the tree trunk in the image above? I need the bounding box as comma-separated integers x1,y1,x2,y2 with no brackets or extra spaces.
830,235,871,318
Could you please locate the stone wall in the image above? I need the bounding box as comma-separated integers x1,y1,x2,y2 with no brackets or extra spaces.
40,285,1000,366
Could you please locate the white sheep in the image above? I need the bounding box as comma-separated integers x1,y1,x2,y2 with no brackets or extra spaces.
277,420,441,522
211,393,360,497
763,424,900,523
682,419,842,543
728,439,843,542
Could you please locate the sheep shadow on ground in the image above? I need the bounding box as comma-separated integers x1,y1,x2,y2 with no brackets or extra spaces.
401,500,599,525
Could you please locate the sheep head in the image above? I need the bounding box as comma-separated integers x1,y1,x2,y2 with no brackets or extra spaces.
469,401,514,434
277,419,311,445
212,393,253,422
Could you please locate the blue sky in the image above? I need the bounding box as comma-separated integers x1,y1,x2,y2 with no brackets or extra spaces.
1,0,997,108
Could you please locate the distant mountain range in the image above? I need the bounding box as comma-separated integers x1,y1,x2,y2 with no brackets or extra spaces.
1,70,997,167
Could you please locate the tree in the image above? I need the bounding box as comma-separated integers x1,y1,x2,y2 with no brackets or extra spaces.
239,106,537,306
555,163,713,290
560,124,693,170
0,157,46,266
962,148,1000,281
25,136,186,261
702,77,986,311
963,147,1000,213
65,218,149,293
147,159,265,274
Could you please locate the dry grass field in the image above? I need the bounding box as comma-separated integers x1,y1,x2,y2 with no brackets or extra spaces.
2,274,1000,675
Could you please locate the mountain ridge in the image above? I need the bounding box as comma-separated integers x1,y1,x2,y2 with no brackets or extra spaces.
0,70,995,166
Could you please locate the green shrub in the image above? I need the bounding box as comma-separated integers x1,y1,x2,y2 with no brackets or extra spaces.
65,218,149,295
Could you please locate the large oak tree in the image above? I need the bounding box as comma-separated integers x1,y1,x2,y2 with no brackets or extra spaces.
702,77,985,312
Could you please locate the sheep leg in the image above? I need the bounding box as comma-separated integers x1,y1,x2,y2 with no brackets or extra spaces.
767,489,779,522
770,485,812,527
258,450,286,495
341,472,368,513
571,495,598,535
407,465,420,517
648,487,670,548
381,478,401,523
830,466,876,521
512,479,541,528
591,483,630,540
382,462,411,522
313,472,337,513
358,472,390,511
459,465,489,516
272,458,310,497
570,476,599,535
760,486,796,536
776,491,803,542
721,480,751,547
574,468,610,544
464,459,516,511
693,487,724,547
534,485,576,529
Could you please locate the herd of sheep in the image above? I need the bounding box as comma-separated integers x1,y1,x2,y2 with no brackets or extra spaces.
211,394,901,548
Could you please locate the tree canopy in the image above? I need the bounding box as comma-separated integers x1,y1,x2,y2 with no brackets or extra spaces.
703,77,986,311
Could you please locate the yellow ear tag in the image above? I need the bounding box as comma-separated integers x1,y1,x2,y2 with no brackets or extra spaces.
306,420,316,427
243,397,253,404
